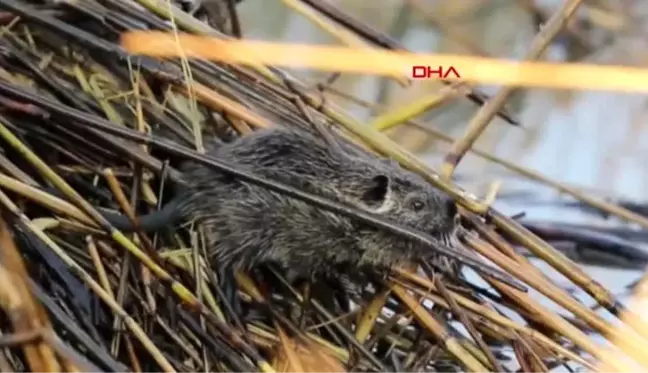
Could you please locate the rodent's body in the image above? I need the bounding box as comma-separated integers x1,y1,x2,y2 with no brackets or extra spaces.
180,127,459,279
101,127,461,281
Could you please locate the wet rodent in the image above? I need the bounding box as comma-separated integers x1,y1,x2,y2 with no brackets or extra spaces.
54,126,462,279
84,129,390,231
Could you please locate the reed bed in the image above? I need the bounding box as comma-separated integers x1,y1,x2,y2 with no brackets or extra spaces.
0,0,646,372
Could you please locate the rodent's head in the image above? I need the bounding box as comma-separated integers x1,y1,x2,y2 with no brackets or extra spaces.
354,165,459,241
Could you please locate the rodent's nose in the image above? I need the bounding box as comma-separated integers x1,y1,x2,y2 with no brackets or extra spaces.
445,197,458,219
446,199,461,231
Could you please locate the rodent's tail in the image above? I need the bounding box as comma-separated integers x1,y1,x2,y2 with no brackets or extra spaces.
100,197,184,233
40,187,184,233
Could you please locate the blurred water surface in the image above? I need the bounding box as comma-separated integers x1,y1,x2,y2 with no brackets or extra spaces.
235,1,648,368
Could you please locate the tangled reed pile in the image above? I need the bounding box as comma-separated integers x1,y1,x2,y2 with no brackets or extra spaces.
0,0,646,372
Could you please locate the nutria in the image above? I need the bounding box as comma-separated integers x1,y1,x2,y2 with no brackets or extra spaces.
96,126,463,283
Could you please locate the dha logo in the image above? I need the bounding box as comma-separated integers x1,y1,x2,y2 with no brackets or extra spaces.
411,65,461,79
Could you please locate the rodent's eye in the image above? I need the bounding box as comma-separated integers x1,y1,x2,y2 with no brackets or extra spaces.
410,199,425,211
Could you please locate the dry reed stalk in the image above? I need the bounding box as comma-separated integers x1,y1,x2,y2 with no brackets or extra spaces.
598,271,648,371
119,32,648,94
440,0,584,176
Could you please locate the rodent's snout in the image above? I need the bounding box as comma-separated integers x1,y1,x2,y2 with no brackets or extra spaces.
444,197,460,231
428,196,459,239
445,197,458,220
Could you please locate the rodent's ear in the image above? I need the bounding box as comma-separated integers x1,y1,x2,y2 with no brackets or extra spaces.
361,174,391,206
